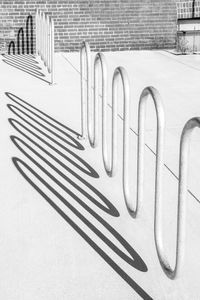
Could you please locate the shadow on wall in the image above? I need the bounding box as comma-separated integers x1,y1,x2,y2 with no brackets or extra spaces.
5,91,152,299
8,15,33,55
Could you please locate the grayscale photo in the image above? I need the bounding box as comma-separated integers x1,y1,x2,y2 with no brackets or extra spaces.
0,1,199,299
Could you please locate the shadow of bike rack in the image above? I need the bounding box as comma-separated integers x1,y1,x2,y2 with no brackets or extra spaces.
7,11,55,85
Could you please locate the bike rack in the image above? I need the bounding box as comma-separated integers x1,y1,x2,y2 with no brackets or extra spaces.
156,117,200,279
35,9,55,84
80,41,200,280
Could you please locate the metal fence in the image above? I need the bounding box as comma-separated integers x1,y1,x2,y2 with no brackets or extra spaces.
80,41,200,280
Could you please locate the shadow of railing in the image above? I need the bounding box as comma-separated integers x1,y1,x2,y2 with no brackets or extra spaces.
2,54,51,84
6,92,152,299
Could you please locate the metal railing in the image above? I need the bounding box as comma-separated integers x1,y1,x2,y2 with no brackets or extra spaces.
80,41,200,280
36,9,55,84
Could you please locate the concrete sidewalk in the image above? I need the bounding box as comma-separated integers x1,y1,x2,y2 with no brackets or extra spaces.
0,50,200,299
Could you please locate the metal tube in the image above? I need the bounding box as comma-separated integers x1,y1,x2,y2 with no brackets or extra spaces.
94,52,112,173
80,41,91,139
41,12,45,61
44,13,47,66
38,10,41,56
35,9,39,55
47,15,50,73
155,117,200,279
111,67,130,179
50,17,55,85
35,10,55,83
137,87,165,218
79,41,200,280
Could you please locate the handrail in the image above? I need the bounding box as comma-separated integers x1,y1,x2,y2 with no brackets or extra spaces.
35,9,55,84
17,28,25,55
8,41,15,55
26,15,33,54
80,41,91,139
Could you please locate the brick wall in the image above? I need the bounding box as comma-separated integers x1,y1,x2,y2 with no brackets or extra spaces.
176,0,200,19
0,0,177,53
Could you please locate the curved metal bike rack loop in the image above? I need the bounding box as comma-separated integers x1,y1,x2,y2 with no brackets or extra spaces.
111,67,130,180
17,27,25,55
49,16,55,85
35,9,55,84
93,52,112,174
80,41,91,139
137,87,165,218
154,117,200,279
80,41,200,279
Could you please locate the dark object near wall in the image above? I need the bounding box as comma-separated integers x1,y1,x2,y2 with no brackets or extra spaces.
26,15,33,54
8,41,15,55
8,14,34,55
17,28,25,54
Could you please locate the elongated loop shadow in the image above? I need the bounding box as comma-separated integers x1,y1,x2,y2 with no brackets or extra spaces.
2,55,50,84
7,92,151,298
3,54,41,70
11,134,118,216
6,98,82,150
8,116,98,178
5,92,80,138
3,53,38,64
11,135,147,270
12,157,152,299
